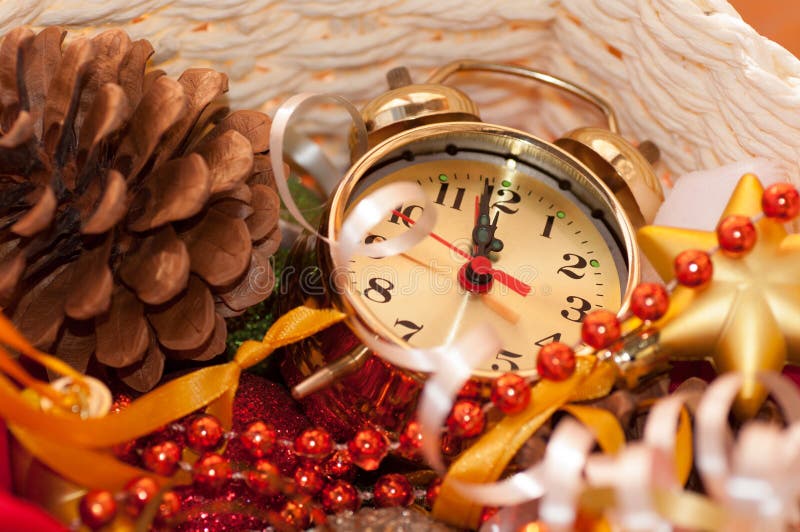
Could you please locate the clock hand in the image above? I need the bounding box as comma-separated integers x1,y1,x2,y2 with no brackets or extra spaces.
472,183,504,256
390,209,531,296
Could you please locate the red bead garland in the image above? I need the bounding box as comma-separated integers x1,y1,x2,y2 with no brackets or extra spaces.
79,489,117,530
581,309,621,349
716,214,757,255
142,440,182,476
630,283,670,321
446,400,486,438
320,480,361,513
240,420,278,459
348,427,389,470
398,420,424,459
245,459,282,496
192,453,232,492
123,476,158,516
156,490,181,523
762,182,800,221
373,474,415,508
536,342,576,381
425,478,442,508
674,249,713,287
294,427,333,461
294,464,325,495
186,414,224,452
490,373,531,414
320,449,355,480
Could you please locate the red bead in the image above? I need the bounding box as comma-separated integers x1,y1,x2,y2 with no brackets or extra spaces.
762,182,800,221
446,400,486,438
480,506,499,524
274,500,310,530
398,420,424,459
536,342,576,381
425,478,442,508
321,480,361,514
245,459,282,496
441,432,462,457
294,465,325,495
192,453,232,492
186,414,224,452
79,489,117,529
674,249,713,287
457,379,482,399
320,449,355,480
240,421,277,459
374,474,414,508
294,427,333,461
112,439,138,461
716,215,757,255
630,282,670,321
581,309,621,349
156,491,180,523
124,476,159,516
490,373,531,415
347,427,389,470
142,440,182,476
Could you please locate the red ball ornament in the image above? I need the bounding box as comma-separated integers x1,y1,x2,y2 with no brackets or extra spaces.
321,480,361,514
320,449,355,480
294,427,333,461
398,420,424,459
347,427,389,470
446,400,485,438
536,342,576,381
630,282,670,321
762,182,800,221
425,478,442,508
374,474,415,508
79,489,117,530
245,459,282,496
124,476,159,516
142,440,182,476
156,490,180,523
490,373,531,415
716,215,757,255
240,420,277,459
186,414,224,452
581,309,621,349
192,453,232,492
294,465,325,495
274,500,310,530
674,249,713,287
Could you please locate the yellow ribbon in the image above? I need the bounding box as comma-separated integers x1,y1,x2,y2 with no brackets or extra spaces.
0,306,346,491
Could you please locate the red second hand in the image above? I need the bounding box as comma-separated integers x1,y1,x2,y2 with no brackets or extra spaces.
390,209,531,297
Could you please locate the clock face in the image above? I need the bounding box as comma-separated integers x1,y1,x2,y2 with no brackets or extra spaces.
330,126,632,377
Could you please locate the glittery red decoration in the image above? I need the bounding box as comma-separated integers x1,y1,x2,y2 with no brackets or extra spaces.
373,474,414,508
347,427,389,470
320,480,360,514
142,440,182,476
124,476,158,516
79,490,117,530
186,415,224,453
446,400,485,438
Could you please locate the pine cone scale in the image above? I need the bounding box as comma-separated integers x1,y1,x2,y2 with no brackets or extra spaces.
119,224,190,305
95,287,149,368
64,236,113,320
146,275,215,352
181,209,252,288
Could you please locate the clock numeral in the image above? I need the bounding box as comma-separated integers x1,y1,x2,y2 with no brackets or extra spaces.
557,253,588,279
534,332,562,347
394,319,424,342
364,277,394,304
388,204,424,227
541,215,555,238
561,295,591,323
490,188,521,214
491,349,522,371
434,182,466,211
364,234,386,259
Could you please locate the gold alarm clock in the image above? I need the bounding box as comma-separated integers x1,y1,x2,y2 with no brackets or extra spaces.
279,61,663,437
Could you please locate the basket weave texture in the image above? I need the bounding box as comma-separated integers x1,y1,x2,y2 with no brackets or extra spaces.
4,0,800,182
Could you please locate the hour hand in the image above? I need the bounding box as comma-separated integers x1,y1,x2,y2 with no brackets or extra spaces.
472,182,503,256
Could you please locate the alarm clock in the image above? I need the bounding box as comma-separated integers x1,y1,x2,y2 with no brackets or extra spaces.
278,61,663,439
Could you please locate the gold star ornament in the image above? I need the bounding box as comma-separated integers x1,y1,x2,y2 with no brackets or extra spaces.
639,174,800,418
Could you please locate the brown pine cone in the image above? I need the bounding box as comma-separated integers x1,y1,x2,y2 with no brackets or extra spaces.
0,27,280,391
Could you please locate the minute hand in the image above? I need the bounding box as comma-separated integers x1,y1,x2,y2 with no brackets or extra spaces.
390,210,531,297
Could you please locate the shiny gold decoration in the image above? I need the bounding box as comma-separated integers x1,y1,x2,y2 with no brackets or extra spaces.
638,173,800,417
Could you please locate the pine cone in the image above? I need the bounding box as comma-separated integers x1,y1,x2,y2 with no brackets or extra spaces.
0,27,281,391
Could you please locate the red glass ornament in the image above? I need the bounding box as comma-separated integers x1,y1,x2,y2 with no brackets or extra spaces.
79,489,117,530
446,400,485,438
192,453,232,492
347,427,389,470
674,249,713,287
156,491,180,523
274,500,310,530
320,449,355,480
373,474,414,508
321,480,361,514
716,215,757,255
294,465,325,495
630,282,670,321
536,342,576,381
480,506,499,524
398,420,424,459
425,478,442,508
142,440,182,476
581,309,621,349
245,459,282,496
240,420,278,459
490,373,531,415
763,182,800,221
186,414,224,452
294,427,333,461
124,476,159,516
